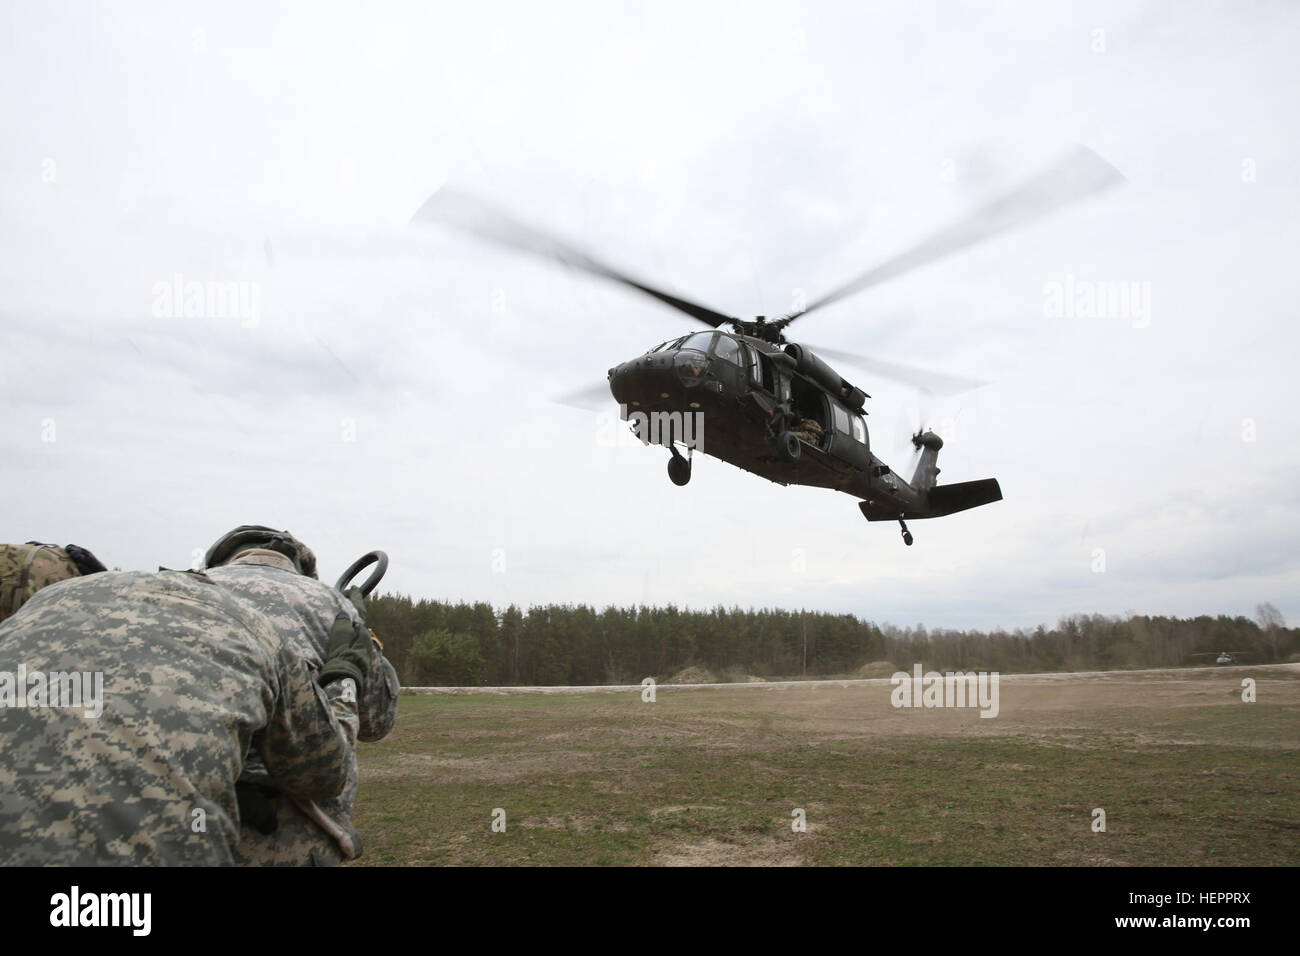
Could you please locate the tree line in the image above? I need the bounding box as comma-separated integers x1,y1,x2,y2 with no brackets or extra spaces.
363,596,1296,687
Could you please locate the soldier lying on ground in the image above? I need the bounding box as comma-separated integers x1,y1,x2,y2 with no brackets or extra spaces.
0,566,372,865
200,525,400,866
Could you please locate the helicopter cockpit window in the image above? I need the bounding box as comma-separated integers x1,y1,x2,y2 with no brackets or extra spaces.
743,344,763,386
831,402,851,435
713,334,741,364
679,332,715,354
852,414,867,444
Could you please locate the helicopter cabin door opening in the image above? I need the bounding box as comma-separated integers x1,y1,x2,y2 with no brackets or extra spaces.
788,375,828,449
745,346,784,412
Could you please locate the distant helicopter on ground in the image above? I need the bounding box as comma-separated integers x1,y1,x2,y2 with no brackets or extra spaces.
1189,651,1255,666
414,147,1123,545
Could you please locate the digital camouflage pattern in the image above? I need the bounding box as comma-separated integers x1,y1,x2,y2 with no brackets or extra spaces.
229,790,353,866
0,569,358,866
0,543,83,622
205,550,398,741
204,549,399,864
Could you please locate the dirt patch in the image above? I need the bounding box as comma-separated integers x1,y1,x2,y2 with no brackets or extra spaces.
855,660,899,678
649,804,726,818
664,666,716,684
364,748,642,785
664,665,766,684
519,815,629,833
651,836,801,866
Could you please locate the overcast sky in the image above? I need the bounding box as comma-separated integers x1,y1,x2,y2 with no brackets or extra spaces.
2,1,1297,632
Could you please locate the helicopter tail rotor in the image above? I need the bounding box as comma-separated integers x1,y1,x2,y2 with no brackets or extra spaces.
890,387,937,476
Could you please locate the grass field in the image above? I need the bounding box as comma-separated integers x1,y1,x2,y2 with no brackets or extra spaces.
350,665,1300,866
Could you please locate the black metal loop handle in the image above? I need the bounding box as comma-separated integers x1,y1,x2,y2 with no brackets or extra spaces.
334,550,388,596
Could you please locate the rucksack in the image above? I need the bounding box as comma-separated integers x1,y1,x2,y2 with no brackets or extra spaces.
0,542,104,622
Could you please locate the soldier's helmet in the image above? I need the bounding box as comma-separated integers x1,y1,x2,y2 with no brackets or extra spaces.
202,525,318,579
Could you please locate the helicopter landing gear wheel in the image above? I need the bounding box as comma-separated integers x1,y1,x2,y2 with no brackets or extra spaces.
776,431,801,463
668,448,691,486
898,518,913,547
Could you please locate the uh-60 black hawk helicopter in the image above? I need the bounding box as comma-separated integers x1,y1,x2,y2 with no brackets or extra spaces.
415,146,1122,545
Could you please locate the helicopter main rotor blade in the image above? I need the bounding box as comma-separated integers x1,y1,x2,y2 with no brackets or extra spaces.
412,188,734,330
782,145,1124,326
806,343,988,395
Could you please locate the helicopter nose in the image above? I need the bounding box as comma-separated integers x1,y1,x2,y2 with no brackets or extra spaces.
608,352,687,408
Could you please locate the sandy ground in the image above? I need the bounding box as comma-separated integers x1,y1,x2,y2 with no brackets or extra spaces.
402,662,1299,695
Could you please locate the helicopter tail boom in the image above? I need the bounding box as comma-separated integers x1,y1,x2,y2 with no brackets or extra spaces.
856,477,1002,523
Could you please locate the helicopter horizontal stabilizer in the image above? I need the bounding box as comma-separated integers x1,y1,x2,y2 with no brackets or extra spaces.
925,478,1003,517
857,478,1002,523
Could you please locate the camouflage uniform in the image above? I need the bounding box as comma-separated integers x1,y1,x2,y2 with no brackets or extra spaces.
205,549,399,865
1,544,84,622
789,418,824,446
0,569,358,866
